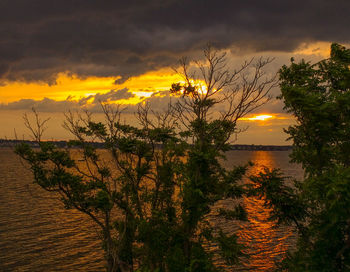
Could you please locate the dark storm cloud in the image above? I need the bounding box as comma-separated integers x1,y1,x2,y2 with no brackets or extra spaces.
0,0,349,83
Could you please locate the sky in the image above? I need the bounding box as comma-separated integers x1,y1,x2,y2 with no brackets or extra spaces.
0,0,349,144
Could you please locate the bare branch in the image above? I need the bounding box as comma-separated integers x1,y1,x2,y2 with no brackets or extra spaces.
172,46,276,139
23,107,50,142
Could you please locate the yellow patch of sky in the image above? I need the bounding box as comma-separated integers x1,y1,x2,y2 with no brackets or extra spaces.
0,67,183,104
292,41,333,58
0,73,121,103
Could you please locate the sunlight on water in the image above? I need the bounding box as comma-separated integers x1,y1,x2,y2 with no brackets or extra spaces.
214,151,302,271
236,151,295,271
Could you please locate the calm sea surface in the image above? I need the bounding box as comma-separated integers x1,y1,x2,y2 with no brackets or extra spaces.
0,148,303,271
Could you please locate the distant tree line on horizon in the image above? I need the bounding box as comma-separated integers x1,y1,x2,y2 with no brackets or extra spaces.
1,139,292,151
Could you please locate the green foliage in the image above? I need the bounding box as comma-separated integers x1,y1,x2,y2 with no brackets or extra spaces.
249,168,307,227
16,113,248,271
218,205,247,221
215,230,246,265
253,43,350,271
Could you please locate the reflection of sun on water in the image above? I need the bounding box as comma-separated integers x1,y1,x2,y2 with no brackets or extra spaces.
237,151,294,271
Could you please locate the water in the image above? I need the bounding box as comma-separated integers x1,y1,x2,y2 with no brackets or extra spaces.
215,151,303,271
0,148,303,271
0,148,104,272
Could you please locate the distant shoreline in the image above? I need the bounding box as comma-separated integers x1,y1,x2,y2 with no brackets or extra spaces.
0,139,292,151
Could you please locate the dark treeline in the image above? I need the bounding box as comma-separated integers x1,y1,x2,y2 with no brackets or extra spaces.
0,139,292,151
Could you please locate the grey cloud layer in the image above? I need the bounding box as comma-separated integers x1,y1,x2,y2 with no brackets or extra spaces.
0,0,349,83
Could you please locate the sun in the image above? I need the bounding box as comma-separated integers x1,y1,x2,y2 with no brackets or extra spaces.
240,114,274,121
249,114,274,121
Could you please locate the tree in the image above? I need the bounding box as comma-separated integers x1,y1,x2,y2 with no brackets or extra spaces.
251,43,350,271
16,46,275,272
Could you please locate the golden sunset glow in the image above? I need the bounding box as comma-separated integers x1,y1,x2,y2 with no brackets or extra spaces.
0,68,184,105
174,81,209,96
240,114,275,121
292,42,332,57
0,73,121,103
122,68,183,92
